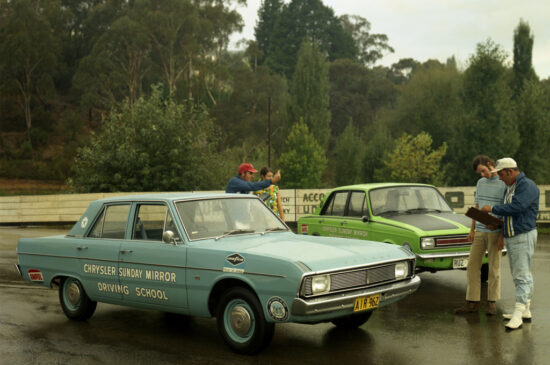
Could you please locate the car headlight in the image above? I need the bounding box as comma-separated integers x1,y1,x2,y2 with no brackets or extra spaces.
311,274,331,295
421,237,435,249
395,262,409,279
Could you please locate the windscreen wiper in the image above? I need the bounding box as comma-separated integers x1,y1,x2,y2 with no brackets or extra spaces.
215,229,255,241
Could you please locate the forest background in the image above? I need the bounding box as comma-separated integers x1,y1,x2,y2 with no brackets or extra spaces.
1,0,549,195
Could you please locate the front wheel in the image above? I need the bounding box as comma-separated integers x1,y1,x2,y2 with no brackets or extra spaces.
331,311,373,328
216,287,274,355
59,277,97,321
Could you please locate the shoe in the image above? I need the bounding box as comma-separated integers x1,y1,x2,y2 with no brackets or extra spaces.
486,301,497,316
503,300,532,322
505,303,526,330
454,301,479,314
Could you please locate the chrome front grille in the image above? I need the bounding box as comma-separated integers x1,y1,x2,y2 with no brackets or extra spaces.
302,261,412,297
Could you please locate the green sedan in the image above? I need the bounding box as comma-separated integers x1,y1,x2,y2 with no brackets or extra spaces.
298,183,499,281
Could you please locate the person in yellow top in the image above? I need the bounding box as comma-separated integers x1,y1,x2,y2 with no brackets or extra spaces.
255,167,285,221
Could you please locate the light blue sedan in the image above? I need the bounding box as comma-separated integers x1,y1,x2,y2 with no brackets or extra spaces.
16,193,420,354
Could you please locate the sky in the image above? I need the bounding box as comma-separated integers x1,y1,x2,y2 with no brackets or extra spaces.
229,0,550,79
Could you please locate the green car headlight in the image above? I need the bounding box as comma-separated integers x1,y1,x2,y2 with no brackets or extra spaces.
395,262,409,279
421,237,435,249
311,274,331,295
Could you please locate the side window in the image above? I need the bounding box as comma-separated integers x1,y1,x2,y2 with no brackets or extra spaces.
321,191,348,216
88,204,130,239
133,204,180,242
347,191,366,217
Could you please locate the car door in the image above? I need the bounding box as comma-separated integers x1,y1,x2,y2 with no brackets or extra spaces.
312,190,352,237
118,202,188,309
78,203,130,302
343,190,372,240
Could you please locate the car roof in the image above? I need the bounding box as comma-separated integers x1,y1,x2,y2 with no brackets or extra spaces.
93,192,250,203
330,182,435,191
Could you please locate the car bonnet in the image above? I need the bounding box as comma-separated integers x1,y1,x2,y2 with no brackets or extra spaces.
239,233,413,273
381,212,470,232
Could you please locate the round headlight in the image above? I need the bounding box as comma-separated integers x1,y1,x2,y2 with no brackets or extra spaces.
421,237,435,249
395,262,409,279
311,274,331,295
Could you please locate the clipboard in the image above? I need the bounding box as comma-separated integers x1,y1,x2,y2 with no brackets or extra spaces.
465,207,503,227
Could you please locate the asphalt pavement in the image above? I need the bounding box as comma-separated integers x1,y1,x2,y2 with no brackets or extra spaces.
1,226,549,365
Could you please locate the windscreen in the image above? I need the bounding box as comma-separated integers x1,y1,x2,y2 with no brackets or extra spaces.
369,186,453,216
176,197,287,240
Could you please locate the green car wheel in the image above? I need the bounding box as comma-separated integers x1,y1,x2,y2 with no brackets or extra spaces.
59,277,97,321
216,287,274,355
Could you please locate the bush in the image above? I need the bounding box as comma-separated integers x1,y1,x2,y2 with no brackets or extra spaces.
70,85,221,192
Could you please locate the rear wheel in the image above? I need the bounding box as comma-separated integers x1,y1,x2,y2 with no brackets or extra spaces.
59,277,97,321
331,311,373,328
216,287,274,355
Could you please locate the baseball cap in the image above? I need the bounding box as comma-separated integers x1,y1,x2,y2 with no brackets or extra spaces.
491,157,517,173
238,163,257,174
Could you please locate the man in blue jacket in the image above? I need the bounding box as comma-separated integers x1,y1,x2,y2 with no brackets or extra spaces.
481,157,539,330
226,163,281,194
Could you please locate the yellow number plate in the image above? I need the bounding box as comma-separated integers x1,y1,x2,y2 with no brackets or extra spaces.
353,294,380,312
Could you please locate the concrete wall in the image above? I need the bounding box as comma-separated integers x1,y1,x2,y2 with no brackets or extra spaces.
1,186,549,224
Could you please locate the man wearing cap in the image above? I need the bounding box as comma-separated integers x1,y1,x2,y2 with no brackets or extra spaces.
226,163,281,194
481,157,539,330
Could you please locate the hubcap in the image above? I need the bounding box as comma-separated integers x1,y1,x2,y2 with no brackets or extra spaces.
230,305,251,336
67,282,81,306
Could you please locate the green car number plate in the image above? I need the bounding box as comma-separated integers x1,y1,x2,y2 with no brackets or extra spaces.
353,294,380,312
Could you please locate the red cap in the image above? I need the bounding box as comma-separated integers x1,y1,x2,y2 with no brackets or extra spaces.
238,163,257,174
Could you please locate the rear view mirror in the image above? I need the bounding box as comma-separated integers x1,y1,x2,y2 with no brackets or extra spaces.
362,216,369,223
162,230,177,245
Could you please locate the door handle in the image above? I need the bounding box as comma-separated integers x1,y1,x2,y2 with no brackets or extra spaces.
120,250,133,254
340,221,347,226
76,246,88,250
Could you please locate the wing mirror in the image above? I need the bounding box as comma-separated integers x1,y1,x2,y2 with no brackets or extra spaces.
162,230,177,245
361,216,370,223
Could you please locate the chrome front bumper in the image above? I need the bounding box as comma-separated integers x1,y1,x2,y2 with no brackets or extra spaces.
417,248,507,260
291,275,421,316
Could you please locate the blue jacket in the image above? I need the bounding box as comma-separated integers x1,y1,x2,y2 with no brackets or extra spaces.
225,175,272,194
492,173,539,237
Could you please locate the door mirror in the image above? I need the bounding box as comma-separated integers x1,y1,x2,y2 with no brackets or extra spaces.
162,230,177,245
361,216,369,223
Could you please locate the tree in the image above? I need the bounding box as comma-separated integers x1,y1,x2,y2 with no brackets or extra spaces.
133,0,199,95
514,80,550,183
0,0,59,143
329,59,372,135
73,15,152,110
254,0,283,66
278,118,327,188
449,39,519,185
289,41,331,148
332,121,366,185
386,64,462,152
70,85,220,192
512,19,538,98
210,61,289,152
260,0,356,78
339,14,394,66
375,132,447,185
